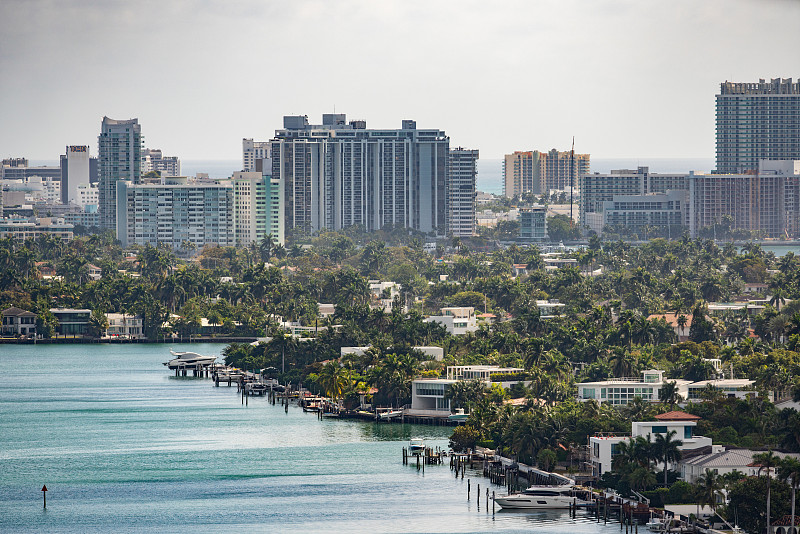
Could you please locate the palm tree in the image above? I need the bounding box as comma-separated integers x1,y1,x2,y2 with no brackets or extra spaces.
771,287,787,312
779,457,800,534
695,468,724,513
653,430,683,487
753,450,780,533
659,380,683,407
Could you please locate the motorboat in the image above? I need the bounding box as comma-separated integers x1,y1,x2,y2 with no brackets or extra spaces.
163,350,217,369
646,517,667,532
448,408,468,422
493,485,590,510
378,408,403,421
409,438,425,454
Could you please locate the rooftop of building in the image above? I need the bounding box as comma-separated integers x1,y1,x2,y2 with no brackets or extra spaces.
654,411,701,421
1,307,36,317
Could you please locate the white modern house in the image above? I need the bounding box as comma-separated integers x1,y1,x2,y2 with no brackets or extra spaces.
409,365,524,415
535,299,565,318
577,370,692,406
685,379,758,401
104,313,144,339
340,345,444,361
589,411,714,477
424,307,478,335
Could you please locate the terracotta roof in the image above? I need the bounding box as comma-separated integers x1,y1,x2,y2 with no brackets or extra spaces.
771,515,800,526
647,313,693,328
654,410,701,421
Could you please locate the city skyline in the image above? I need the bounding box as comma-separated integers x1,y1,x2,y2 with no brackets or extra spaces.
1,0,798,161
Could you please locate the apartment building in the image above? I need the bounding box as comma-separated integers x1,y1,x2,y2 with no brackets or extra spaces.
243,139,271,172
448,148,478,236
98,117,144,230
232,170,284,246
716,78,800,174
270,114,468,238
116,176,234,250
142,149,181,177
503,149,590,197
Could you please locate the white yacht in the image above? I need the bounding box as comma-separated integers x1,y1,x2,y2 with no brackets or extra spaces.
493,485,590,509
163,350,217,369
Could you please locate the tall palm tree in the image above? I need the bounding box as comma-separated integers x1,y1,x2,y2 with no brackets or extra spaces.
779,457,800,534
695,468,724,513
659,380,683,407
753,450,780,533
653,430,683,486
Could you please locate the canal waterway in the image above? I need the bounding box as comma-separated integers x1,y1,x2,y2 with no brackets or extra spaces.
1,344,623,533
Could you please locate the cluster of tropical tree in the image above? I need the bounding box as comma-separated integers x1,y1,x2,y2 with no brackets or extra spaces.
5,228,800,524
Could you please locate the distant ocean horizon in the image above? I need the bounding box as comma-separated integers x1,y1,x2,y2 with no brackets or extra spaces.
30,157,717,197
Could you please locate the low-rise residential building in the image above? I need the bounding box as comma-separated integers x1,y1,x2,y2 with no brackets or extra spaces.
409,365,525,414
577,370,692,406
647,312,692,341
685,379,758,401
425,307,478,335
104,313,144,339
0,216,74,241
50,308,90,336
1,307,37,336
590,411,714,477
680,448,800,484
536,299,565,318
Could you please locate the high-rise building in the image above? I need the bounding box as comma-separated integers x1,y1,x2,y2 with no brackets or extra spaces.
98,117,143,230
716,78,800,174
116,177,234,250
503,149,590,198
142,149,180,177
243,139,271,172
580,161,800,239
59,146,91,205
448,148,478,237
232,168,284,246
270,114,456,237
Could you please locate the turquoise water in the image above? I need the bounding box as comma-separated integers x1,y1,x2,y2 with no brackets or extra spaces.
0,344,620,533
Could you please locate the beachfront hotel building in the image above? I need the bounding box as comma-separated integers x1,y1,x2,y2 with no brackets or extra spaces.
503,149,590,197
269,114,474,238
716,78,800,174
98,117,144,230
116,176,234,250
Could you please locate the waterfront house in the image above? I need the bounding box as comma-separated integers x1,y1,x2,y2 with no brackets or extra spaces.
409,365,525,415
770,515,800,534
589,411,714,477
50,308,90,336
577,369,692,406
104,313,144,340
1,307,37,336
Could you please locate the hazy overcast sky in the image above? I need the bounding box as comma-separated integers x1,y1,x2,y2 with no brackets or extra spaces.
1,0,798,162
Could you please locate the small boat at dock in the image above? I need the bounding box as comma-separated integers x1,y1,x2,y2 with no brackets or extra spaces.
378,408,403,421
409,438,425,454
448,408,468,422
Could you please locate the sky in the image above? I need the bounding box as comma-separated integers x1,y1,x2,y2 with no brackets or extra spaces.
1,0,798,162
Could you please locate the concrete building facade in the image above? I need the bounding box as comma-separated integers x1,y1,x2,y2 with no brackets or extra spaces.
98,117,144,230
116,177,234,250
716,78,800,174
270,114,460,238
503,149,590,197
447,148,478,237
